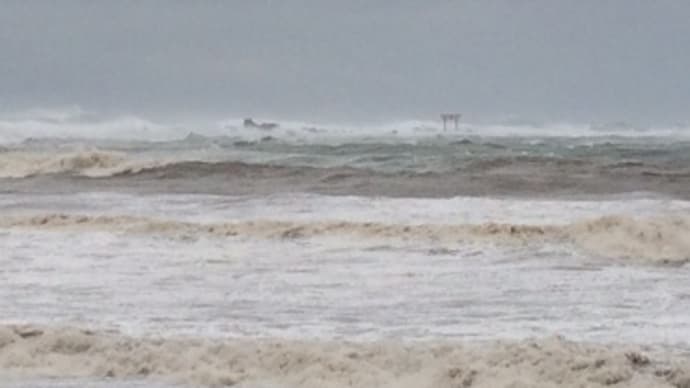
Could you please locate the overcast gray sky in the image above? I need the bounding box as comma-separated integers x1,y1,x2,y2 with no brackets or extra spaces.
1,1,689,124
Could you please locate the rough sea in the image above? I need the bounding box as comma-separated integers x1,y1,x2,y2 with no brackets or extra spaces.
1,115,689,387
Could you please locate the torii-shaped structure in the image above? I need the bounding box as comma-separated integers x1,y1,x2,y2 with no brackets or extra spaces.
440,113,461,130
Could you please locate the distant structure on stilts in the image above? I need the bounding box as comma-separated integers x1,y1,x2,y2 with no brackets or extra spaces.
440,113,461,130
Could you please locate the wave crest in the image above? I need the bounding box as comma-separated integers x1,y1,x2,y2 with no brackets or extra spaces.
0,150,164,178
3,214,689,265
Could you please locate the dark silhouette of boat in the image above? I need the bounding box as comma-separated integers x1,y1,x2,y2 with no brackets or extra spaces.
243,118,279,130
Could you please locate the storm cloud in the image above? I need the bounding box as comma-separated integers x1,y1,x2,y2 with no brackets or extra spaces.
1,1,689,124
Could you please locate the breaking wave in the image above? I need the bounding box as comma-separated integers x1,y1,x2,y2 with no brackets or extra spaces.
0,324,688,387
2,148,689,179
2,107,690,146
0,150,174,178
0,109,179,145
3,214,689,265
0,151,318,179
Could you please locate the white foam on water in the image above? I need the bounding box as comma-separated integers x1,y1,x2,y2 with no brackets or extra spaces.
2,192,688,225
2,107,690,145
2,190,690,387
1,192,689,344
2,325,689,388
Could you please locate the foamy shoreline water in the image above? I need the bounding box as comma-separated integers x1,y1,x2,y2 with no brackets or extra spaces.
2,213,689,265
1,324,690,388
2,131,689,387
2,192,689,346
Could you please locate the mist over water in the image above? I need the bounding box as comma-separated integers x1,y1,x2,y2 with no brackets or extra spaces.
1,108,690,146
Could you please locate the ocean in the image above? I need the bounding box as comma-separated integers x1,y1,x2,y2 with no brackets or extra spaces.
1,116,689,387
